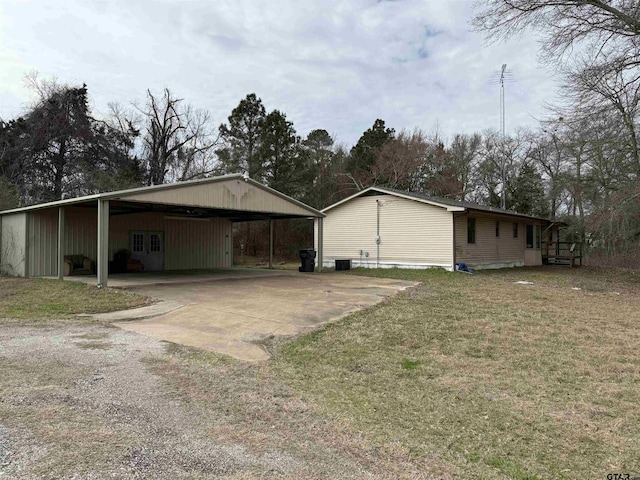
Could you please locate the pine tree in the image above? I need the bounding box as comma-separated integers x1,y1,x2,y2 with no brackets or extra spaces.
218,93,266,181
347,119,395,176
260,110,302,198
509,162,548,216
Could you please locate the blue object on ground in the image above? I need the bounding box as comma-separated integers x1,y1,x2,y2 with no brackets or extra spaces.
456,262,474,273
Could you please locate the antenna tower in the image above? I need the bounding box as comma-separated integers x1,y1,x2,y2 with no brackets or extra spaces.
500,63,507,138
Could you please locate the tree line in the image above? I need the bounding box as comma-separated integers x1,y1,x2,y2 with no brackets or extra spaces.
2,0,640,262
0,82,549,215
473,0,640,260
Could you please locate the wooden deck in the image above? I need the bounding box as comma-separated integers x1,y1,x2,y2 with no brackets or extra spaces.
542,241,583,267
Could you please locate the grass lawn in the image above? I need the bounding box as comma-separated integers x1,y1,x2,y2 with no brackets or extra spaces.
274,267,640,479
0,277,149,322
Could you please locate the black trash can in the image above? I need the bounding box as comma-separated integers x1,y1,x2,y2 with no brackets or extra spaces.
299,249,316,272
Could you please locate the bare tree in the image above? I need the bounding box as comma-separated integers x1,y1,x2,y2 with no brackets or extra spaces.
563,59,640,175
529,128,568,219
367,129,429,190
473,0,640,69
448,133,482,201
139,89,220,185
477,129,531,209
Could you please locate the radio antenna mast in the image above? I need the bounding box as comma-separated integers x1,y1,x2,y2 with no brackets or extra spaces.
500,63,507,138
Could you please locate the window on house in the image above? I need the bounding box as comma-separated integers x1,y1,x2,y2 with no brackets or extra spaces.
495,221,500,237
535,225,541,249
467,218,476,244
513,223,518,238
526,225,534,248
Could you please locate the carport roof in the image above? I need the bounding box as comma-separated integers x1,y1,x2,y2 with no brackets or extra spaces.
0,173,324,219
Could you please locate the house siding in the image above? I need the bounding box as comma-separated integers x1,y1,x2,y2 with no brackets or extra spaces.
524,248,542,266
321,194,454,269
454,213,544,268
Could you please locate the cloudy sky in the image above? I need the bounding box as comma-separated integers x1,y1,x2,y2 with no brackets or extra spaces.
0,0,560,146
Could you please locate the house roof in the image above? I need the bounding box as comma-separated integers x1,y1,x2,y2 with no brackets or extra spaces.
322,186,550,222
0,173,324,218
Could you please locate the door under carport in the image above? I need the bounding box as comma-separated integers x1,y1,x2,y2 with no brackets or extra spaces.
130,230,164,271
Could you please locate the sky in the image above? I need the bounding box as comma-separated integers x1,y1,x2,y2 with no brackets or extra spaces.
0,0,561,146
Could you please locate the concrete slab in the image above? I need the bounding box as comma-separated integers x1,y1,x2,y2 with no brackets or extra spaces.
110,273,415,362
84,300,184,322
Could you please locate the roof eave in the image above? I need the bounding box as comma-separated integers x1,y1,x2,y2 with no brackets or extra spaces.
100,173,245,200
321,187,377,213
322,186,459,213
462,207,551,223
0,194,102,215
372,187,460,210
0,173,324,218
0,175,249,216
321,187,550,222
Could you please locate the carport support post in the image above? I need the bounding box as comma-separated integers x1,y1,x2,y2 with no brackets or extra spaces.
97,199,109,288
269,219,274,269
317,217,323,272
57,207,65,280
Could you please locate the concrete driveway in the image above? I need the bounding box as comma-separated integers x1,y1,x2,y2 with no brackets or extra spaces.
104,270,415,361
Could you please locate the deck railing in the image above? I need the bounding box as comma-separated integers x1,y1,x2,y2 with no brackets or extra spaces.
542,241,583,267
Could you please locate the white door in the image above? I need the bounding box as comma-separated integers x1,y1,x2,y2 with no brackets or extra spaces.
130,231,164,271
146,231,164,271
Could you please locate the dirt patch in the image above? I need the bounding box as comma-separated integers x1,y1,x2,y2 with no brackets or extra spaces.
0,323,428,478
0,425,11,468
73,332,110,340
75,340,113,350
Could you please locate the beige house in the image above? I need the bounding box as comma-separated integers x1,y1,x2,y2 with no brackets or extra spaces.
0,174,325,286
318,187,552,271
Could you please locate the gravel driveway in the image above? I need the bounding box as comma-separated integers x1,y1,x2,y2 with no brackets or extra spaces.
0,320,425,479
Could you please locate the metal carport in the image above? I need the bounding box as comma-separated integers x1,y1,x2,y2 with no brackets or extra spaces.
0,174,325,287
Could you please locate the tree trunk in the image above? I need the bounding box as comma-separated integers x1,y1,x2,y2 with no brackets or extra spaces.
53,139,67,200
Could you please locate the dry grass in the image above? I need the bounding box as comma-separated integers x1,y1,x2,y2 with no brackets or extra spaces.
3,266,638,478
585,250,640,270
274,266,640,479
0,277,149,322
143,343,432,479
